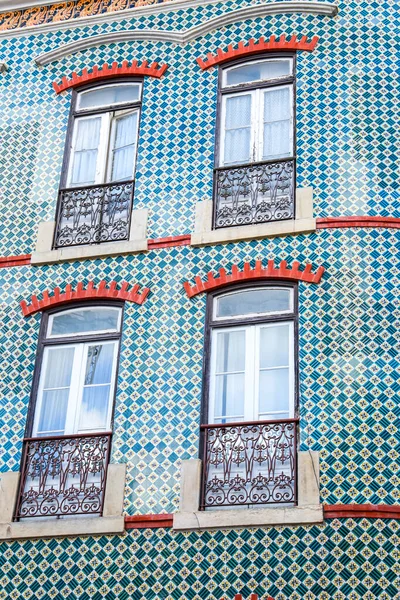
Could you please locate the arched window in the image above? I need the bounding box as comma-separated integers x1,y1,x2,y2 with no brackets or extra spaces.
29,303,123,438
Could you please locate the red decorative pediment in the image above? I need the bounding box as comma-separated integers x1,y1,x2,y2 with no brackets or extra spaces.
196,34,318,70
183,259,324,298
53,59,168,94
21,280,150,317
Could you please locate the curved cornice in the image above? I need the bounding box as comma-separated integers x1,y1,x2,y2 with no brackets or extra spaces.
35,1,338,66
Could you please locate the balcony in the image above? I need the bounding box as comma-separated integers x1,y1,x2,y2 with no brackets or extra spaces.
53,180,134,248
213,159,295,229
14,432,112,520
200,419,297,510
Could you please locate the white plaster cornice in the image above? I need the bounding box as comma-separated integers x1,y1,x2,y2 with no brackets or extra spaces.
0,1,338,44
34,1,337,66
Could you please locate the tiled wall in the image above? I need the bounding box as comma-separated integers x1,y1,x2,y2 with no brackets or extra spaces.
1,228,399,513
0,0,398,256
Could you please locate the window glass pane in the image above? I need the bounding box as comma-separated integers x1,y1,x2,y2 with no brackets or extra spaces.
78,343,115,431
263,88,292,159
258,368,289,418
49,307,120,337
70,117,101,186
224,59,292,87
214,373,245,422
43,346,75,388
78,84,141,110
36,347,75,435
215,330,246,372
259,325,289,369
84,344,114,385
110,111,138,182
37,389,70,435
223,94,251,165
216,288,291,319
79,385,110,431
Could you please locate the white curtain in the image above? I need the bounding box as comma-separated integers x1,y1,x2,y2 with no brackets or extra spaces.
213,330,246,422
111,112,137,182
263,88,292,159
258,324,290,418
223,94,252,165
70,117,101,186
78,344,114,431
37,347,75,435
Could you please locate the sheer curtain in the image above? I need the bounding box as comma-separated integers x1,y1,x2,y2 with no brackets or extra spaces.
110,111,138,182
36,346,75,436
213,330,246,423
223,94,252,165
263,87,292,159
70,117,101,186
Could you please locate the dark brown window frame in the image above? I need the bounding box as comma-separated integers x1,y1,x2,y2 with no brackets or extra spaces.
200,279,299,428
24,300,125,438
213,53,297,230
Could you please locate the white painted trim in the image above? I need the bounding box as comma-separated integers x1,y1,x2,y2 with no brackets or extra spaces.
32,2,338,65
191,186,315,246
0,463,126,540
31,207,148,264
174,451,322,530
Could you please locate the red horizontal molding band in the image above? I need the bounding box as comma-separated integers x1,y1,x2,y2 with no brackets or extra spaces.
21,279,150,317
324,504,400,520
0,254,31,268
53,59,168,94
148,234,191,250
125,514,173,529
317,216,400,229
197,33,318,70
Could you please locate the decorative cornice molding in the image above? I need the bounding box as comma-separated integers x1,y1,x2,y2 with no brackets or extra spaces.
34,2,338,66
21,280,150,317
53,59,168,93
197,33,318,69
183,259,325,298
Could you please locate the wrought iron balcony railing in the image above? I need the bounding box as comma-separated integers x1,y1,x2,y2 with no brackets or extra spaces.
54,180,134,248
14,432,112,520
213,159,295,229
200,419,298,510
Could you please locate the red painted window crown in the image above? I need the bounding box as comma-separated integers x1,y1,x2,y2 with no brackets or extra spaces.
21,280,150,316
183,259,324,298
53,59,168,94
196,33,318,70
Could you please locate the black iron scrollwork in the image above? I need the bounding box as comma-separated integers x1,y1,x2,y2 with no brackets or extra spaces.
54,180,134,248
214,160,294,229
201,420,297,509
14,433,111,519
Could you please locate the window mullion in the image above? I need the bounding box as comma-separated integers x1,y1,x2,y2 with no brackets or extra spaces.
96,112,111,184
251,89,259,163
244,326,255,422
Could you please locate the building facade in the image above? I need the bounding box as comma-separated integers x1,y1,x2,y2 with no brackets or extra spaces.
0,0,399,598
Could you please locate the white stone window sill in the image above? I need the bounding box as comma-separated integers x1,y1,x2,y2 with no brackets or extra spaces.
0,464,126,540
173,451,322,531
31,208,148,265
191,187,315,247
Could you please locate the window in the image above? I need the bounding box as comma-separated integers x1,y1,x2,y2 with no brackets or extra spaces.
200,284,298,509
214,57,295,229
54,82,142,248
207,285,296,424
32,305,122,437
68,83,141,188
14,304,123,520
